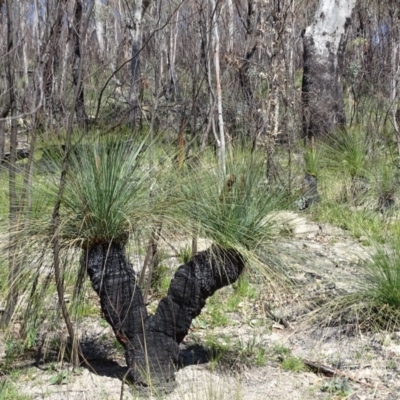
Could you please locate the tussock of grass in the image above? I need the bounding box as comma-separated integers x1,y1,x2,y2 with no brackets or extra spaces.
174,153,295,287
306,235,400,332
323,127,369,180
303,147,321,177
280,356,305,373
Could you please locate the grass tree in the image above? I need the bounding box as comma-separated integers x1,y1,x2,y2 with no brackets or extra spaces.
0,138,291,385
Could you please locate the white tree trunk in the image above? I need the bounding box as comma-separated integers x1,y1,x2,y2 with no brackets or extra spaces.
390,7,400,157
302,0,357,142
94,0,106,58
211,0,225,174
129,0,144,125
226,0,234,53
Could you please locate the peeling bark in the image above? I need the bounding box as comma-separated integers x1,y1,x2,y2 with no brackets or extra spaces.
83,243,244,384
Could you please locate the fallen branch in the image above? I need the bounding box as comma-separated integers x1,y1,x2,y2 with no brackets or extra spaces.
263,303,293,330
303,359,377,388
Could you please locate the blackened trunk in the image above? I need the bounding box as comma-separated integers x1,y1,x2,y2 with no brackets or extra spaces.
151,245,244,346
83,243,150,381
83,243,244,385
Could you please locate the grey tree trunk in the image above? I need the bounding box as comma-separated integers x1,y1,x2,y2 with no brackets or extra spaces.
83,242,244,384
72,0,87,129
302,0,357,142
167,10,180,101
42,0,66,126
128,0,148,126
1,0,18,328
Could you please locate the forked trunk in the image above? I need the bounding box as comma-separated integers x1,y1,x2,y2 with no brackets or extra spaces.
83,242,244,385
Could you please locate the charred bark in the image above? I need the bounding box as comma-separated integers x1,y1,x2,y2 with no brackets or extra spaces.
151,245,244,346
83,243,149,380
83,243,244,385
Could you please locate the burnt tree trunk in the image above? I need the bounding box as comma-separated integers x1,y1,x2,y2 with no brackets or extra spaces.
83,242,244,384
302,0,357,143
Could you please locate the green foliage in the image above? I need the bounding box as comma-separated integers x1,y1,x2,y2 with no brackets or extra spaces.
200,295,230,328
179,159,283,250
226,273,258,311
272,344,304,373
232,273,257,299
203,334,268,371
150,264,171,296
59,136,154,247
177,245,192,264
386,359,397,370
309,201,384,241
324,127,369,180
303,147,320,177
280,356,305,373
363,238,400,309
205,337,231,371
0,379,30,400
175,153,294,284
373,161,398,198
309,234,400,332
49,370,69,385
272,344,292,357
4,339,24,369
368,157,399,212
320,377,351,397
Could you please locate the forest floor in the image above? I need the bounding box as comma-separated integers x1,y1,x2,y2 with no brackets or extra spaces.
1,213,400,399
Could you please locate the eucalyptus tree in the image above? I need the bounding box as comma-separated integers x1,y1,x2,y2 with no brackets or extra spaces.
302,0,357,144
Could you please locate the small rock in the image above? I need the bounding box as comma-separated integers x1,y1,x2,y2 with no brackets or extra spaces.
293,222,320,238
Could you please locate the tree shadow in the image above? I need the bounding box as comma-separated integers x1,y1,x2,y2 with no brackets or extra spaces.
179,342,211,367
79,337,212,380
79,337,127,380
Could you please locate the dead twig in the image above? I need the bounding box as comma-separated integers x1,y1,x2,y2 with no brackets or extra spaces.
263,303,293,330
303,359,377,388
